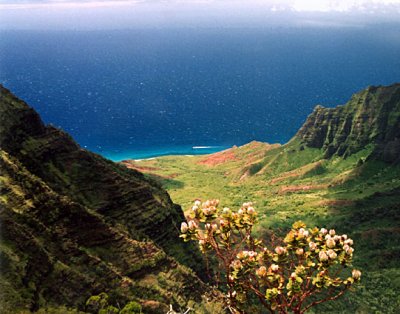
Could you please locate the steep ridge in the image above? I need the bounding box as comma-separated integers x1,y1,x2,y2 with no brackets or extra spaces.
232,83,400,180
0,85,212,312
295,83,400,162
0,85,203,273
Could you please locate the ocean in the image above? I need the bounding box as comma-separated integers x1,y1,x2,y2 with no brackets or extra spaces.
1,27,399,161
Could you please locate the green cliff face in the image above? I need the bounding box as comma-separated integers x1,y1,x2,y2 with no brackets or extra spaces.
0,86,214,313
295,83,400,163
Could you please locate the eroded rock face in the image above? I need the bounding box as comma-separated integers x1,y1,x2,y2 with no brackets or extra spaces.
0,85,207,312
295,83,400,163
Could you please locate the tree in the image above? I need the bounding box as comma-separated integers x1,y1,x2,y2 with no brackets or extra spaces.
180,200,361,314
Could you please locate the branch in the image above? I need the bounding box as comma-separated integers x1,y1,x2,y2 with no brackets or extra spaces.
301,286,350,313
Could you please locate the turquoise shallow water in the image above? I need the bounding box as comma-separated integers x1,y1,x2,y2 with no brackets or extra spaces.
102,145,230,162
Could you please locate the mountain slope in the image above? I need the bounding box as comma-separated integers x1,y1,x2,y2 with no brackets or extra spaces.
0,85,216,313
132,83,400,313
295,83,400,162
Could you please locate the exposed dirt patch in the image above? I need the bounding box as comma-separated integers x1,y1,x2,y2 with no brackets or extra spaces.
120,160,161,172
270,161,323,184
198,148,237,166
120,161,179,179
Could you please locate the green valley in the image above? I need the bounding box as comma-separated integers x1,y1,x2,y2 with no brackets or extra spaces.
123,84,400,313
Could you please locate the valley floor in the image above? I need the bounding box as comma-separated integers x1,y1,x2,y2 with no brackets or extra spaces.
122,141,400,313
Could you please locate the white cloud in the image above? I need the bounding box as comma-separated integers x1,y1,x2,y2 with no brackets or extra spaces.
291,0,400,12
1,0,400,12
1,0,399,30
0,1,143,10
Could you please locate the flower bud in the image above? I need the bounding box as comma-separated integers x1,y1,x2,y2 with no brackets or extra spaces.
194,200,201,207
333,235,341,241
212,223,218,231
191,205,199,212
290,272,297,280
199,239,205,246
319,251,329,262
205,223,211,230
296,248,304,255
326,238,336,248
222,207,231,214
309,242,317,251
320,228,328,235
180,222,188,233
345,247,354,255
275,246,286,255
248,251,257,258
329,229,336,236
238,209,244,215
352,269,361,280
344,239,353,246
256,266,267,277
247,207,255,215
327,249,337,259
231,260,242,270
271,264,279,272
242,202,250,208
342,234,348,240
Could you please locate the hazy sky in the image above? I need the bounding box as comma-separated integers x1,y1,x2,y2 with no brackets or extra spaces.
1,0,400,29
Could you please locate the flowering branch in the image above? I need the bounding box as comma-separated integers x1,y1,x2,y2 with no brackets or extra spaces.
180,199,361,313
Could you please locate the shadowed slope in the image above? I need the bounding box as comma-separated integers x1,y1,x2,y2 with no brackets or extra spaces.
0,85,215,313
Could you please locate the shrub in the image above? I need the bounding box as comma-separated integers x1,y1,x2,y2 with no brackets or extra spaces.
120,301,142,313
180,199,361,313
86,293,110,313
86,293,141,314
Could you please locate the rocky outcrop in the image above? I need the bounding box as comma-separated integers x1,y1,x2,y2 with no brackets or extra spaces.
0,85,209,312
295,83,400,163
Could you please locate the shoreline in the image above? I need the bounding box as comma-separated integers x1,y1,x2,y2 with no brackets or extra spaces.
100,145,231,162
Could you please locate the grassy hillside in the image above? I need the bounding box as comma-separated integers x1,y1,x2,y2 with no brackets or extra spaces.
131,143,400,313
127,84,400,313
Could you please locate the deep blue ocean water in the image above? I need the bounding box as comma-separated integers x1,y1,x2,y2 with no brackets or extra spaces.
1,27,399,161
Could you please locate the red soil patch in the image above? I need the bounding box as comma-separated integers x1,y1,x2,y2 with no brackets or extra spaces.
270,161,323,185
198,148,237,166
198,142,280,167
120,160,161,172
270,172,301,184
121,161,179,179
